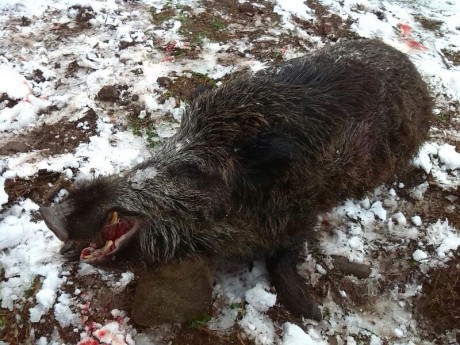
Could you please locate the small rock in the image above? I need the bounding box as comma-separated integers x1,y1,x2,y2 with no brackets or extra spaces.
332,255,371,279
131,257,216,325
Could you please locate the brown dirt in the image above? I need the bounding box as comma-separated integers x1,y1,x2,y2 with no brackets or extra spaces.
168,326,250,345
4,171,73,207
0,106,98,156
303,0,361,41
96,84,136,106
396,167,460,230
414,15,444,32
150,0,281,62
97,85,121,102
65,60,83,78
0,92,19,109
49,6,95,38
70,5,95,26
158,72,217,105
441,49,460,66
1,107,98,208
415,254,460,338
309,253,377,316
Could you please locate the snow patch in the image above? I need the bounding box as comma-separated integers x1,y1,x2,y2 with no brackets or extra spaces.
282,323,327,345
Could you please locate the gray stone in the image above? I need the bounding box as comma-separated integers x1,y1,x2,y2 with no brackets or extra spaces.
131,257,215,326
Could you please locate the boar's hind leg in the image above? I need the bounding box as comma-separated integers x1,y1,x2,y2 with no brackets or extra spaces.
266,248,322,321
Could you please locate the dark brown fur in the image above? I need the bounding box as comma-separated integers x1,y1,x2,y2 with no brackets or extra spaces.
40,39,433,320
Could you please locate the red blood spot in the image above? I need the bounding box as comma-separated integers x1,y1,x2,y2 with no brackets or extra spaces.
94,329,107,338
115,316,123,324
405,39,427,51
398,23,412,37
322,219,330,226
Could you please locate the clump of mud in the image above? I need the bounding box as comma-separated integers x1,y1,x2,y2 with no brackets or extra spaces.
416,255,460,338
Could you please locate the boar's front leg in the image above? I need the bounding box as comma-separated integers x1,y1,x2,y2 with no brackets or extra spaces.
266,247,322,321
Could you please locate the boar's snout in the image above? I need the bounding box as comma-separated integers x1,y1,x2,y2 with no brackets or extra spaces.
39,205,70,242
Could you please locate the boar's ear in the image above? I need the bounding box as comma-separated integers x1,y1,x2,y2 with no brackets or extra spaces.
39,201,72,242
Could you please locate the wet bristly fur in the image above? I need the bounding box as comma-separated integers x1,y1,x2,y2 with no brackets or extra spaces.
44,39,433,320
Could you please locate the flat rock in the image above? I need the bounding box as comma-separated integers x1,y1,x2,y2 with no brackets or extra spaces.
131,257,215,326
0,141,29,155
332,255,371,279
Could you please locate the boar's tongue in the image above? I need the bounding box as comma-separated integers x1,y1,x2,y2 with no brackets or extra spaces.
39,204,71,242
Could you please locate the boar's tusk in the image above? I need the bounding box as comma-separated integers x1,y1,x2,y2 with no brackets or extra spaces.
39,206,70,242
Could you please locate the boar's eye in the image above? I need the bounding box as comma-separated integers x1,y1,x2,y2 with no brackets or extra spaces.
168,162,202,180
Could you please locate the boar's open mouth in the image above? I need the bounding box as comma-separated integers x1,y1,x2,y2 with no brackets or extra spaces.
80,211,140,263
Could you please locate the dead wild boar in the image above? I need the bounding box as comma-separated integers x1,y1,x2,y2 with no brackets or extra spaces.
40,39,432,321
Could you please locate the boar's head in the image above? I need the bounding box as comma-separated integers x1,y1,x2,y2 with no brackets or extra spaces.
39,148,229,265
39,175,141,264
